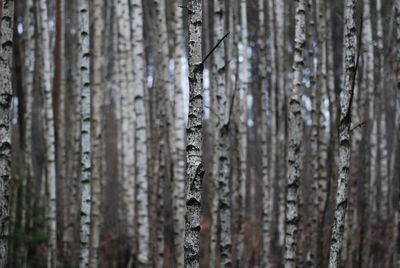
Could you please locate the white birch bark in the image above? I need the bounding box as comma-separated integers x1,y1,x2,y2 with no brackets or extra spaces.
129,0,150,267
211,0,232,266
78,1,92,267
361,0,377,265
0,0,14,266
276,0,287,247
116,0,137,265
375,0,389,220
171,2,186,267
259,0,271,267
328,0,357,266
184,0,204,267
90,0,104,266
236,1,248,265
285,1,305,267
38,0,58,266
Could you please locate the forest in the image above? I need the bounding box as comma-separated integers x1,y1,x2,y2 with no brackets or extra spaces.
0,0,399,267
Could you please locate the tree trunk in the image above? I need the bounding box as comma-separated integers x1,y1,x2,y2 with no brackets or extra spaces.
171,2,186,267
184,0,204,267
328,0,357,266
285,1,305,267
211,0,232,267
90,0,104,267
259,0,271,266
38,0,58,266
78,0,92,267
0,0,14,266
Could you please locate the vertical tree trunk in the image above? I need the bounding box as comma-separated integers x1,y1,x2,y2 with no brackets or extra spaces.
184,0,204,267
38,0,58,266
236,1,248,266
171,2,186,267
0,0,14,266
78,0,92,267
361,0,377,265
212,0,232,267
130,0,150,267
394,2,400,266
328,0,357,266
153,0,173,265
90,0,104,266
116,0,137,265
22,0,35,265
285,1,305,267
375,0,389,221
267,0,279,260
259,0,271,267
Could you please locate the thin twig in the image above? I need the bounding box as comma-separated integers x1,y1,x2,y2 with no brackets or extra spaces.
194,32,230,72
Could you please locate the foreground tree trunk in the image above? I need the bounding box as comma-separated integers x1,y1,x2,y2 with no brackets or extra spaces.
0,0,14,266
78,0,92,267
285,0,305,267
328,0,357,267
184,0,204,267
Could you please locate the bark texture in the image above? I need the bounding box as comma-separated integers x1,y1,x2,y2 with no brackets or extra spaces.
90,0,104,266
38,0,58,266
130,0,150,267
78,1,92,267
328,0,357,266
171,2,186,267
0,0,14,266
284,0,305,267
184,0,204,267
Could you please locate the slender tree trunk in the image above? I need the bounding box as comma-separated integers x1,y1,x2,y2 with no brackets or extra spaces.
89,0,104,266
0,0,14,266
236,1,248,266
22,0,35,265
394,2,400,266
259,0,271,267
211,0,232,266
267,0,278,260
284,1,305,267
38,0,58,266
78,0,92,267
171,2,186,267
184,0,204,267
153,1,173,266
328,0,357,266
129,0,150,267
361,0,377,265
116,0,137,265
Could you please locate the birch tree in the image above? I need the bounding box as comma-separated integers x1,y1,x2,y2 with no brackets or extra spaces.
38,0,58,265
0,0,14,266
90,0,104,266
328,0,357,266
78,0,92,267
236,1,248,265
129,0,150,267
184,0,204,267
284,0,305,267
171,1,186,267
211,0,232,266
259,0,271,266
116,0,137,265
